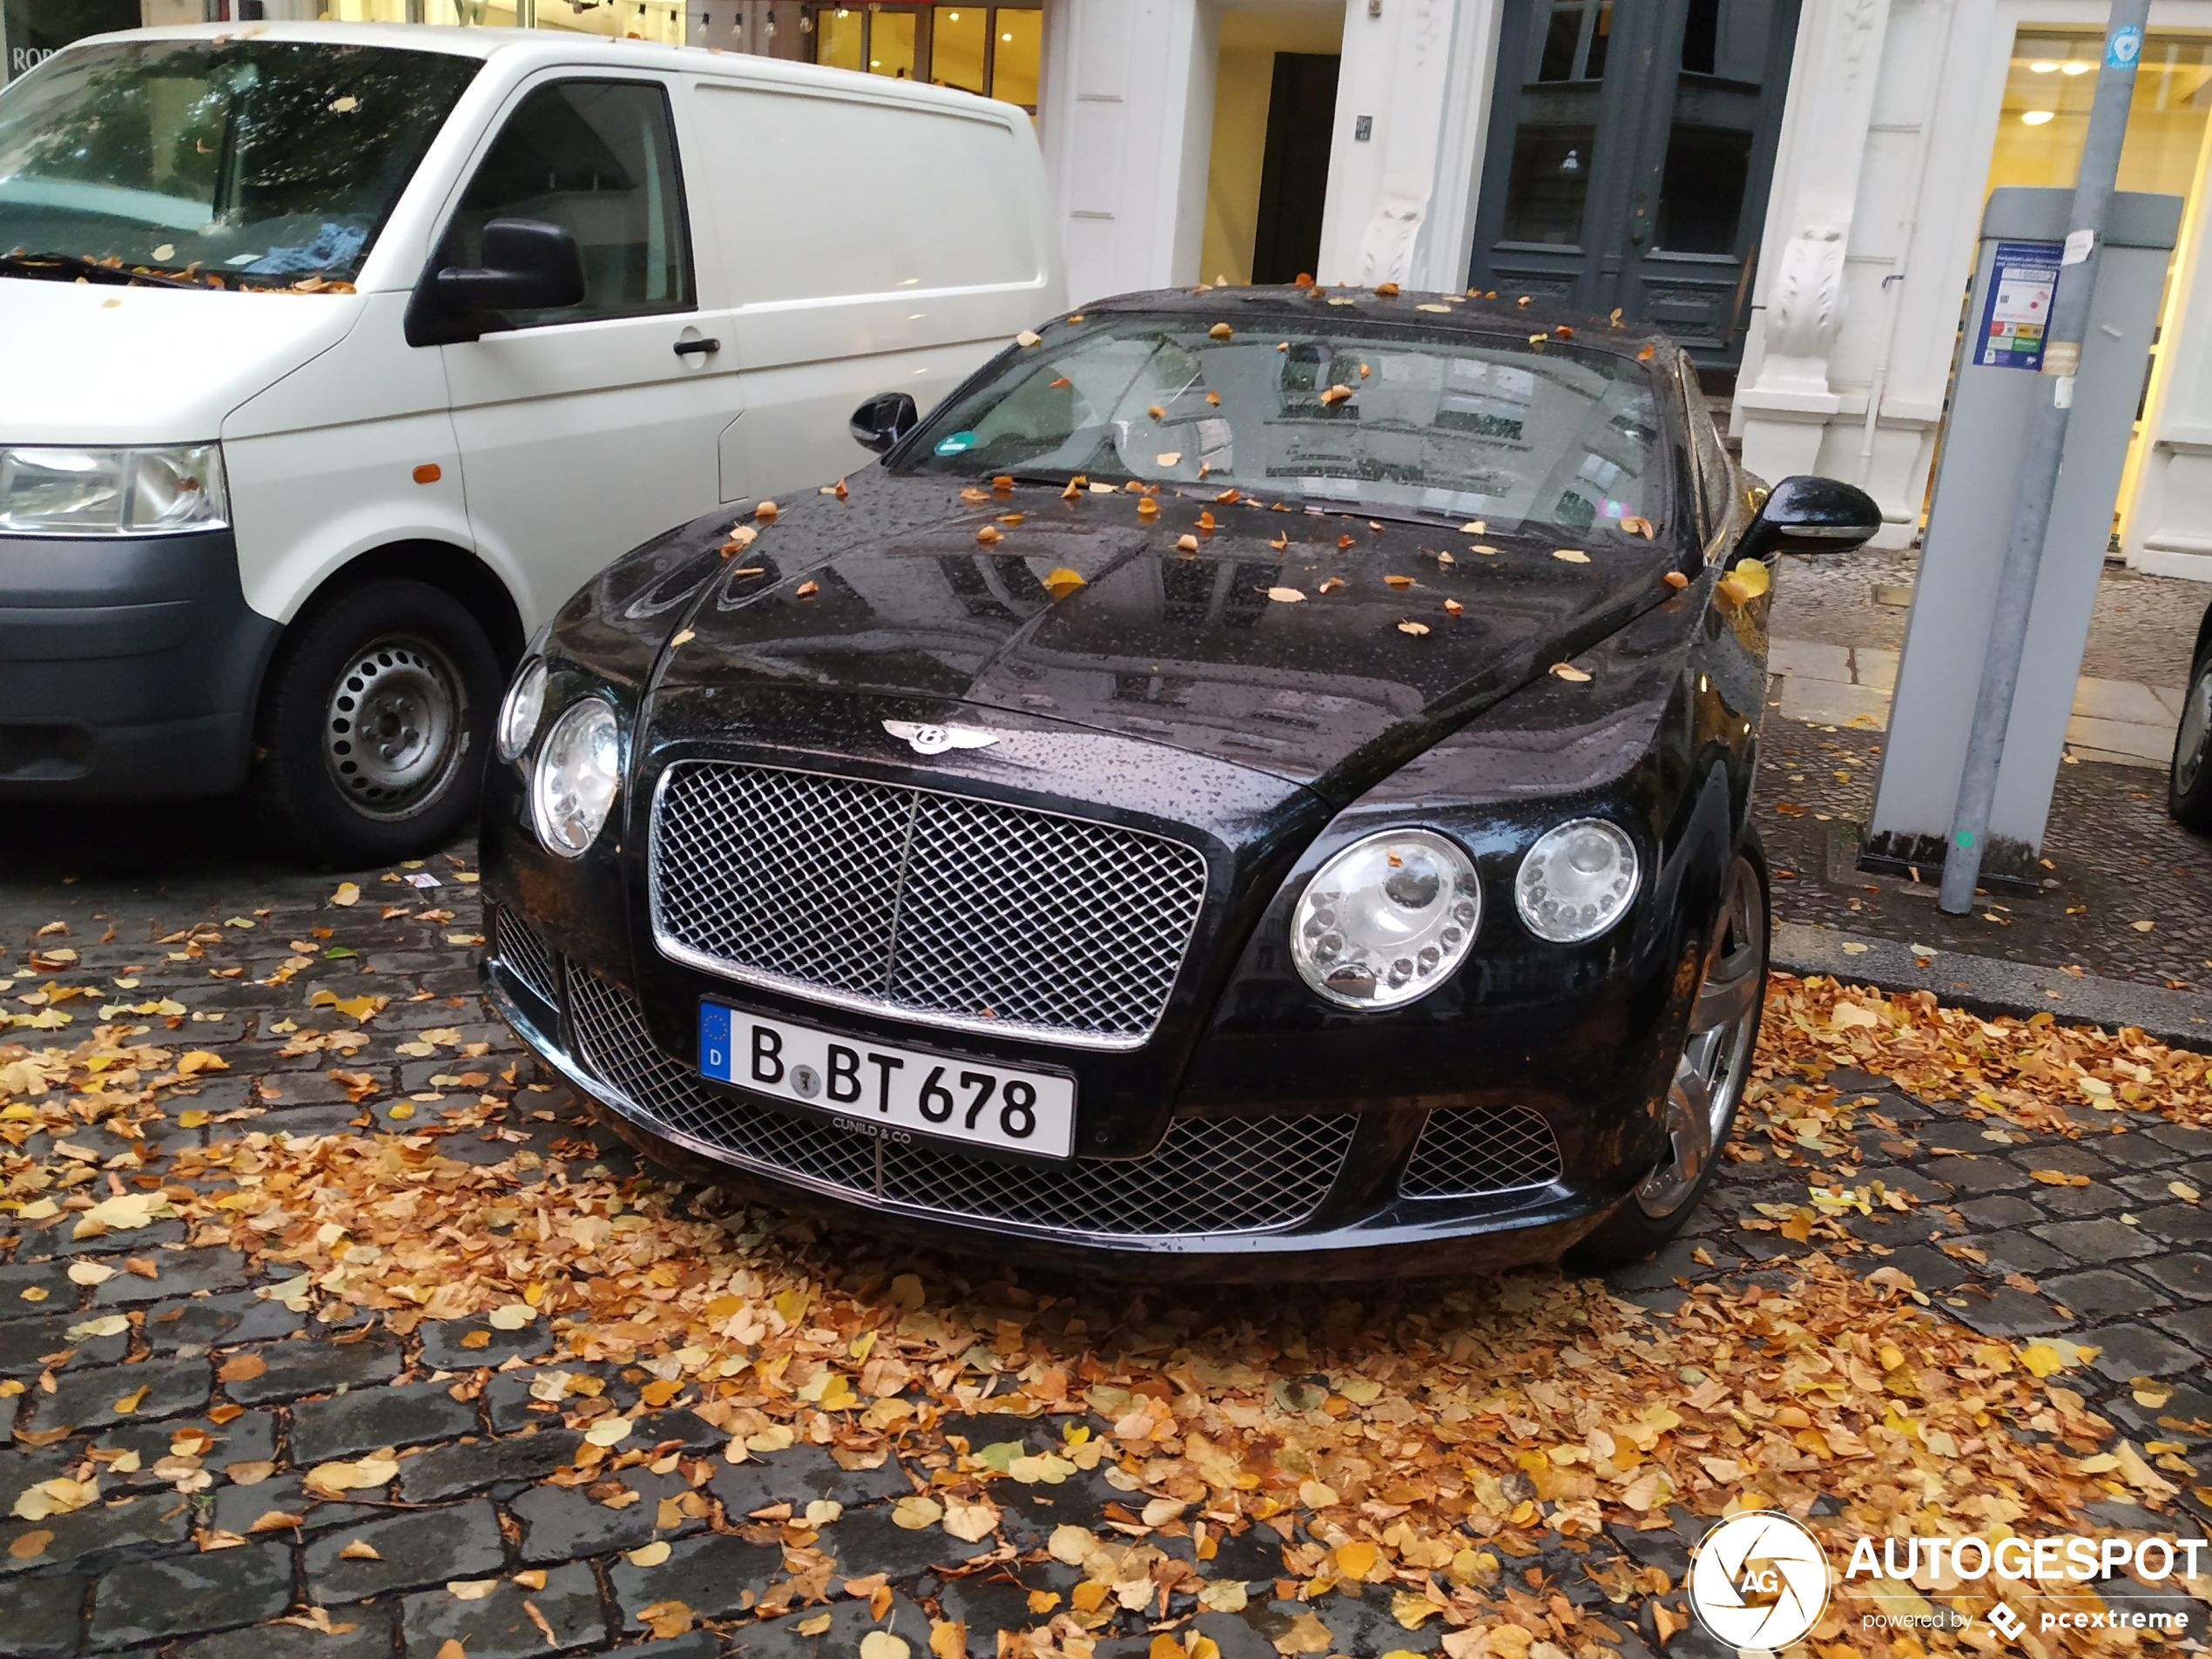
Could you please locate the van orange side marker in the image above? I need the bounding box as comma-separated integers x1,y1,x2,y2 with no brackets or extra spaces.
412,463,442,485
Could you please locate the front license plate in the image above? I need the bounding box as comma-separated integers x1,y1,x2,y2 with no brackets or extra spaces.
698,1002,1076,1158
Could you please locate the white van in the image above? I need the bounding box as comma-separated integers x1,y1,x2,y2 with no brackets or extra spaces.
0,23,1063,860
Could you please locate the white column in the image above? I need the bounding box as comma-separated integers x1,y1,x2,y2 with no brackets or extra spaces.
1315,0,1503,292
2121,116,2212,580
1732,0,1896,485
1037,0,1217,305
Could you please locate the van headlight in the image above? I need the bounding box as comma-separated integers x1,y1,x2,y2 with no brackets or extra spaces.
531,698,621,857
1291,828,1481,1008
0,444,229,535
497,658,548,763
1516,819,1639,942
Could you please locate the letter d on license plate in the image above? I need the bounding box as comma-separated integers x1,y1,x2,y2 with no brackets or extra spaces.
698,1002,1076,1158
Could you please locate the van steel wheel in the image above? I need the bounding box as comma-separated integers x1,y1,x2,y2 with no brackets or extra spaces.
253,577,502,865
1569,846,1769,1268
322,636,466,819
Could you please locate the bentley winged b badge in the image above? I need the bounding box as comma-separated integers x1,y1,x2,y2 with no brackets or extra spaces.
882,719,1002,756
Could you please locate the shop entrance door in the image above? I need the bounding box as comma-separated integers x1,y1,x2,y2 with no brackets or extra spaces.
1468,0,1800,368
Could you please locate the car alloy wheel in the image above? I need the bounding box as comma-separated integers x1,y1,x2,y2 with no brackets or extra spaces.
322,634,466,819
1635,853,1764,1217
2176,660,2212,794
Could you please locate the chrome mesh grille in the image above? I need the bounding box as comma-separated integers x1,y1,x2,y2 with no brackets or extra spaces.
1400,1106,1563,1197
494,907,561,1007
561,966,1350,1238
651,763,1208,1046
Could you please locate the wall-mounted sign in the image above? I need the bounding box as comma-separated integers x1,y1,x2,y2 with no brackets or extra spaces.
1976,239,2062,371
3,0,141,82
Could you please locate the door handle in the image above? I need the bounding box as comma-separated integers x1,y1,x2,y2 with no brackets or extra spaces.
673,337,720,358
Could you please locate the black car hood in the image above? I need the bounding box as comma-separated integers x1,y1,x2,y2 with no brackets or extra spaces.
648,472,1683,806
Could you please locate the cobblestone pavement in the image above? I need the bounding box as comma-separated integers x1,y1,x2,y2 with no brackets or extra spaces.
2,819,2209,1659
1755,718,2212,993
1771,548,2204,691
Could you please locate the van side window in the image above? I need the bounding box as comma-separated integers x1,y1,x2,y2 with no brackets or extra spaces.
446,79,693,327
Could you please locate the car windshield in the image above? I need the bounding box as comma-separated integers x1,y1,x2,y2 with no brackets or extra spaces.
897,310,1667,536
0,38,479,289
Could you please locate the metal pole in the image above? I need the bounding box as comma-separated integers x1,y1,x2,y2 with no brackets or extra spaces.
1938,0,2148,914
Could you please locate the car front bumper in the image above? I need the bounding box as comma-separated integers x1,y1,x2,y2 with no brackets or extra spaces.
482,906,1647,1282
0,529,280,799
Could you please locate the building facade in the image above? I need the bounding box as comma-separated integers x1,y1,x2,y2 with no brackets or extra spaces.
10,0,2212,577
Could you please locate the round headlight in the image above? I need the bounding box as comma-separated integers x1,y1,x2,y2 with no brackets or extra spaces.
1515,819,1639,942
531,698,621,857
497,658,548,764
1291,828,1481,1008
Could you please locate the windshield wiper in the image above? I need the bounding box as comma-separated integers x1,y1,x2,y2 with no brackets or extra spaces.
0,251,203,290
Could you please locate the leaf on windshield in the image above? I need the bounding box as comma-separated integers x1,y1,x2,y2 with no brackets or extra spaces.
1609,307,1626,327
1042,568,1087,598
1209,322,1234,340
1269,533,1289,552
754,501,779,521
1375,281,1400,297
1516,295,1532,307
1622,515,1654,538
1148,405,1167,421
1061,480,1082,502
1067,313,1084,323
820,478,849,500
794,581,819,598
1553,549,1589,563
1663,570,1690,590
720,526,757,556
329,95,361,114
1319,577,1345,594
152,243,176,262
1156,452,1182,467
960,487,991,503
1337,534,1355,550
1196,512,1217,531
1417,302,1452,314
1436,551,1455,566
1553,325,1575,340
1049,376,1072,389
1205,390,1221,407
1397,620,1429,636
1319,385,1353,407
1460,520,1486,534
1445,599,1465,617
1471,544,1499,556
1551,662,1592,682
1265,587,1305,604
1177,535,1200,553
1137,498,1160,520
1015,330,1042,347
1358,365,1372,381
976,526,1004,545
993,475,1015,493
1637,343,1657,361
1384,575,1414,590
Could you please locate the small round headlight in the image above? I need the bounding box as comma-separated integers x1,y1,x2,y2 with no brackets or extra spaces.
1291,828,1481,1008
1515,819,1639,942
497,658,548,764
531,698,621,857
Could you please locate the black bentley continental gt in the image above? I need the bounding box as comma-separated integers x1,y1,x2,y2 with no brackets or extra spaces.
480,286,1880,1277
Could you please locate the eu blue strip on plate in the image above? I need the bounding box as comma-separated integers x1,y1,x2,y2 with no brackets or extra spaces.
698,1002,732,1080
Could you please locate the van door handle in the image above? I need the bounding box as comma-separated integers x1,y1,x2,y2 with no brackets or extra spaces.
673,337,720,357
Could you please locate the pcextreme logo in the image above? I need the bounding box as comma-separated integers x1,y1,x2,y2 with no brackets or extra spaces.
1688,1511,1832,1649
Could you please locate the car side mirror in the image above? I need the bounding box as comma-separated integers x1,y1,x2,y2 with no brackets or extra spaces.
1738,475,1883,562
850,391,920,455
407,219,584,344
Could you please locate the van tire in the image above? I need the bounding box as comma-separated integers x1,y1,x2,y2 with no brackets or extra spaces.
253,577,500,867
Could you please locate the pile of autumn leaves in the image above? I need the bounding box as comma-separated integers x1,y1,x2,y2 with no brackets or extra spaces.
1,978,2205,1659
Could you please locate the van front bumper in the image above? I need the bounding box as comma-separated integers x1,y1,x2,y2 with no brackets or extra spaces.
0,529,280,799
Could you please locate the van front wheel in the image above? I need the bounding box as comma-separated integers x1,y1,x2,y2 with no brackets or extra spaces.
253,578,500,865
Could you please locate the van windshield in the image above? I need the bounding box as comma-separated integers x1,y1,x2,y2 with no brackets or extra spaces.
0,39,479,290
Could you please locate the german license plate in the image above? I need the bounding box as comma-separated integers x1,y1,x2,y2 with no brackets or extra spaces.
698,1002,1076,1158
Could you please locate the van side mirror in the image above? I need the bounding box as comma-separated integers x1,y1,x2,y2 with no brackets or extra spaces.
406,219,584,344
850,392,920,454
1738,475,1883,562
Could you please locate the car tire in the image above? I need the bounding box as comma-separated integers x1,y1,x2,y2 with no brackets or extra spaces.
2168,637,2212,833
252,577,501,866
1568,841,1770,1270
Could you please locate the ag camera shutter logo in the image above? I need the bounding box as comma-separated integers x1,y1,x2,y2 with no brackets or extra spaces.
1689,1511,1831,1649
